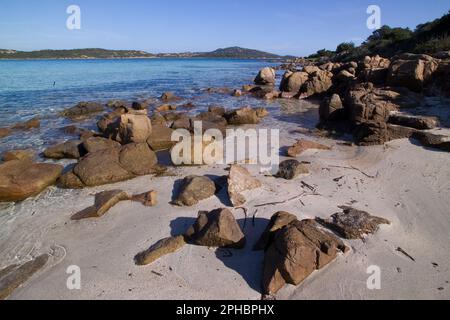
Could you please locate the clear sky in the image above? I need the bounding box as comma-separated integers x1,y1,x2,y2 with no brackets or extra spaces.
0,0,448,56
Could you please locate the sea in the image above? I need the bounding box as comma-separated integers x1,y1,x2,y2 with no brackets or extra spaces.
0,58,319,156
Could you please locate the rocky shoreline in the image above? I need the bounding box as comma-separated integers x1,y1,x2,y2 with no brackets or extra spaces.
0,51,449,300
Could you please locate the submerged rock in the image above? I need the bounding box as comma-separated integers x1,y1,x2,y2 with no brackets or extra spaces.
185,208,246,249
316,206,390,239
173,175,216,206
11,118,40,130
160,92,179,101
0,160,63,202
71,190,131,220
61,101,104,118
2,149,34,162
135,236,186,266
0,254,49,300
0,128,12,138
227,164,262,207
276,160,309,180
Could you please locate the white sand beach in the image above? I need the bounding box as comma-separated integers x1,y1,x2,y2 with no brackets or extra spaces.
2,119,449,300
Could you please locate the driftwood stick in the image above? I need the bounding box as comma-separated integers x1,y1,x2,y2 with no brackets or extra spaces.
329,165,378,179
301,181,316,192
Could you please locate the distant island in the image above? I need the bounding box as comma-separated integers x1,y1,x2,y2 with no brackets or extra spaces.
0,46,292,60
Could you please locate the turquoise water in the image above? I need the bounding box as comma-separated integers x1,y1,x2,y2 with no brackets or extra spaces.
0,58,318,155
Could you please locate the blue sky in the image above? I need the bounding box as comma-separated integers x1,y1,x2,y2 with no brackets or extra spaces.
0,0,448,56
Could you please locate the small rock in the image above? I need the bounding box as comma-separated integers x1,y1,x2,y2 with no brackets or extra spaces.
71,190,131,220
160,92,178,101
316,206,391,239
173,175,216,206
132,190,158,207
156,104,177,112
276,160,309,180
135,236,186,266
224,107,260,125
185,208,246,249
287,139,331,157
227,164,262,206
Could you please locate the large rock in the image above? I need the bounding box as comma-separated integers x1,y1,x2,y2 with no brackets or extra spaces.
71,190,131,220
316,206,390,239
413,131,450,152
72,148,134,187
119,143,158,175
135,236,186,266
0,254,49,300
287,139,331,157
254,67,276,85
276,160,309,180
261,217,347,295
116,113,152,144
358,55,391,84
254,211,297,250
299,68,333,98
319,94,344,121
387,53,439,92
146,124,176,151
388,113,439,130
279,71,309,93
185,208,246,249
82,137,121,154
173,175,216,206
227,165,262,206
353,121,417,146
0,160,63,202
97,109,127,137
44,140,84,159
61,101,104,118
346,83,399,124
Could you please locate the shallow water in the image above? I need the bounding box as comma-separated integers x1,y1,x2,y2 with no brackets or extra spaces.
0,58,319,155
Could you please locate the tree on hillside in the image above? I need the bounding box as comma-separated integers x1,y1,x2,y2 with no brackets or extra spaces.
336,42,355,53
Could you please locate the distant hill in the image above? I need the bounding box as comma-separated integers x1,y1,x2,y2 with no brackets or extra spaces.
196,46,283,59
0,46,289,60
0,48,155,59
